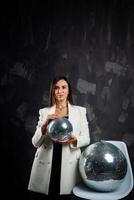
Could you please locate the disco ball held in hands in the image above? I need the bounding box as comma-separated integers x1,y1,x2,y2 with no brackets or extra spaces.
47,117,73,141
79,141,127,192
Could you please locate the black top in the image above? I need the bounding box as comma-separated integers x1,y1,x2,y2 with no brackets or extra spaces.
48,116,68,196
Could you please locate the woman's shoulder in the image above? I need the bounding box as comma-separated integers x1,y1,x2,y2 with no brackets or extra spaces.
39,106,51,113
71,104,86,112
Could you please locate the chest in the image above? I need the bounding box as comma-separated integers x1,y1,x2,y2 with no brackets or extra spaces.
55,107,68,117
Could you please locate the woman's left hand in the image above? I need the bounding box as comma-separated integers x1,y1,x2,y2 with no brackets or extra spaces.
56,134,77,144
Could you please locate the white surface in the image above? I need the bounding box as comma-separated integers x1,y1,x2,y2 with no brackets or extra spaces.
73,141,133,200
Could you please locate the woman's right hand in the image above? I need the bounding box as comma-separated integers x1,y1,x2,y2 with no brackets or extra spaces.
46,114,59,121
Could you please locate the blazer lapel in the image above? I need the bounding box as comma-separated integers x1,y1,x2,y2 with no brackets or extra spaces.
68,103,75,123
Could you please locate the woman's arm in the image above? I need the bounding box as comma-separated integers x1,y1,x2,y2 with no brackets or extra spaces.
32,109,50,147
32,109,59,147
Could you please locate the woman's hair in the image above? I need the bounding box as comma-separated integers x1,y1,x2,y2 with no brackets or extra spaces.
48,76,74,106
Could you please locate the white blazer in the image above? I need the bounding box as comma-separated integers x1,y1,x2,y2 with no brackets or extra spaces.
28,103,90,195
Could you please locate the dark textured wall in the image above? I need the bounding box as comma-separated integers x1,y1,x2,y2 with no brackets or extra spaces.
1,0,134,199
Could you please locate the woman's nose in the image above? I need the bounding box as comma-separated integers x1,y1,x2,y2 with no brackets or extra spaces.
58,88,63,93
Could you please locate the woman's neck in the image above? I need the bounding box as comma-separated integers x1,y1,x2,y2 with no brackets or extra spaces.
56,101,68,111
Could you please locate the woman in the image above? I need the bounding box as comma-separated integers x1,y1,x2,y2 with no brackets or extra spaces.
28,76,90,200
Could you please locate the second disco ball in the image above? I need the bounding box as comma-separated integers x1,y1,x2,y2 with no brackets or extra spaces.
79,141,128,192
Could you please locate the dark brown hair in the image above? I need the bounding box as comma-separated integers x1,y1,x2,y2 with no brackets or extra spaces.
48,76,74,106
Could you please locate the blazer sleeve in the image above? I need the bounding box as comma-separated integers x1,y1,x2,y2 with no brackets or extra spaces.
32,108,51,147
70,107,90,149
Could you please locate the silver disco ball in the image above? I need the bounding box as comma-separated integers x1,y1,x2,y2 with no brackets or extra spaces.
79,141,127,192
47,117,73,141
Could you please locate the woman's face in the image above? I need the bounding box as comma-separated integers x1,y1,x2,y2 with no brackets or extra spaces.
54,79,69,102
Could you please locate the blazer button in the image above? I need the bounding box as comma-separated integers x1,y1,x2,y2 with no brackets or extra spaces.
39,160,45,165
43,144,47,149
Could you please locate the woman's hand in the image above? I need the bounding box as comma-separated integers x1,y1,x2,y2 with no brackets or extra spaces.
46,114,59,121
56,134,77,145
